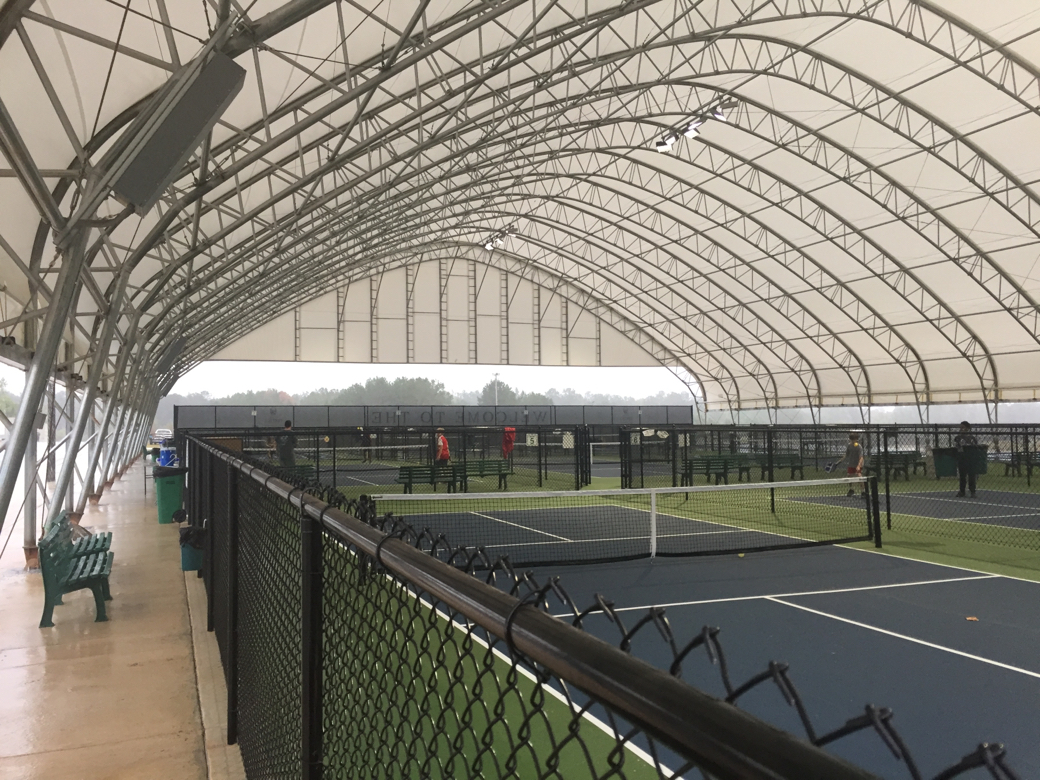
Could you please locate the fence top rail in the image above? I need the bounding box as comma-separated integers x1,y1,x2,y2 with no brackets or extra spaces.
188,435,879,780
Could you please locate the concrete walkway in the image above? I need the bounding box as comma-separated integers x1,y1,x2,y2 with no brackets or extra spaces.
0,461,227,779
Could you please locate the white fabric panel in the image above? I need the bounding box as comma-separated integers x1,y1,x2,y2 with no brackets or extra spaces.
213,311,295,360
600,323,656,366
341,322,371,363
377,319,407,363
476,315,499,363
413,313,440,363
299,330,336,363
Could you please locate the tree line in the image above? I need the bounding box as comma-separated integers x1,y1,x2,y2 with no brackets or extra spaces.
154,377,696,428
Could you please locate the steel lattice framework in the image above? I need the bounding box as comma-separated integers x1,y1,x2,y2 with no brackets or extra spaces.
2,0,1040,537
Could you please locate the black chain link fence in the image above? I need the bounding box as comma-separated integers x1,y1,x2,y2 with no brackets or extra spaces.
180,425,592,499
189,436,1023,780
621,424,1040,553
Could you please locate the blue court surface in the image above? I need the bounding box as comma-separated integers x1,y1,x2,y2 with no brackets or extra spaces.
527,546,1040,778
804,489,1040,532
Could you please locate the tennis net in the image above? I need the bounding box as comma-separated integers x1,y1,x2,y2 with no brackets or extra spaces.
370,476,879,567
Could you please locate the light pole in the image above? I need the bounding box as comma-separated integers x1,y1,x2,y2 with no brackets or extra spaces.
493,373,499,405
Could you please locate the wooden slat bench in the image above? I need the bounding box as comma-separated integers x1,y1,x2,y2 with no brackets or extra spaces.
454,459,511,491
51,512,112,559
38,520,113,628
396,464,459,493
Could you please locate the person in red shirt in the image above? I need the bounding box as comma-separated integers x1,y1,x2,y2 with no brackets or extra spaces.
433,428,451,490
435,428,450,465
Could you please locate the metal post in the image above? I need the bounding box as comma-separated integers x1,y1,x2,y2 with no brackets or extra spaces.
226,459,240,745
300,506,324,780
767,428,775,514
84,405,96,500
883,430,892,531
649,490,657,559
22,414,42,568
65,382,76,514
870,476,882,548
0,226,90,535
206,450,215,631
77,319,141,511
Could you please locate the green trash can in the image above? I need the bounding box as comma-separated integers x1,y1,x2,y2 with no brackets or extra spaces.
154,465,187,524
933,448,958,478
934,446,988,478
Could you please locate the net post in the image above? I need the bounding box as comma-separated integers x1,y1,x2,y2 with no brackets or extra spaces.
869,476,882,548
226,460,240,745
649,490,657,559
300,505,324,780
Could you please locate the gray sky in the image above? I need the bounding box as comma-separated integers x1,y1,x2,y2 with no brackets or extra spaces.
171,362,692,399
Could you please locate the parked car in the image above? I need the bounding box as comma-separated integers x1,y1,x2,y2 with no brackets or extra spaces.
152,428,173,444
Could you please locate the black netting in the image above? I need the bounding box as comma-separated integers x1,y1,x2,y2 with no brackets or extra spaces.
321,532,696,779
875,425,1040,551
236,475,303,779
189,436,1026,780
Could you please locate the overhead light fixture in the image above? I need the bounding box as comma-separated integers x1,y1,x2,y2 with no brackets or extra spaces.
683,120,703,138
655,134,676,152
712,107,727,122
484,241,494,251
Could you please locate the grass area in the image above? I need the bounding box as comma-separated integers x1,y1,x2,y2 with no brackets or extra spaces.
322,540,662,778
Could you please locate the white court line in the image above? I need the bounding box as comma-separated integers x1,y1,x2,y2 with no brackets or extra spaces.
339,475,378,485
897,492,1040,513
767,596,1040,680
844,544,1040,586
560,574,997,615
467,511,572,541
488,528,748,550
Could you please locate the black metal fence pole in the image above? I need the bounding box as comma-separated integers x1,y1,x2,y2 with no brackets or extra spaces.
883,430,892,531
870,476,882,548
300,505,324,780
226,461,240,745
206,450,216,630
767,428,775,514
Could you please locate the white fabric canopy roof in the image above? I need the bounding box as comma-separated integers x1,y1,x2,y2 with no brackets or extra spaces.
2,0,1040,420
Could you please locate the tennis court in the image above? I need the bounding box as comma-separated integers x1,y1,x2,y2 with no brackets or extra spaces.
530,546,1040,779
371,477,877,567
799,488,1040,533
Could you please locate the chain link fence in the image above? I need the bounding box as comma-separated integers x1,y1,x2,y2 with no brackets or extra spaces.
621,424,1040,552
187,436,1023,780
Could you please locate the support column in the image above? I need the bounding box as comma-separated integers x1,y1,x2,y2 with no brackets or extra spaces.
64,380,76,515
0,226,90,536
22,413,42,569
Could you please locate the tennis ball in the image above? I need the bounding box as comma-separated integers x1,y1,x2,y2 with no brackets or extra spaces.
738,553,745,558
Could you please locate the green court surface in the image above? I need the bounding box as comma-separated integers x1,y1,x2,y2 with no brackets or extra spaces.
321,540,662,779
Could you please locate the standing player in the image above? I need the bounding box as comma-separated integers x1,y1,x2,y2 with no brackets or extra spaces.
433,427,450,489
954,420,978,498
276,420,296,469
840,432,864,497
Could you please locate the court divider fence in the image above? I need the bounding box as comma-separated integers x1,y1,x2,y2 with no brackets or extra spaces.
185,435,1021,780
621,423,1040,552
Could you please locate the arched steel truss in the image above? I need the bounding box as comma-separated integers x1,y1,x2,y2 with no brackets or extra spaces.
1,0,1040,536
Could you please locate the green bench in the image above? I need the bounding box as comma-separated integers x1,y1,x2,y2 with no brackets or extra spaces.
868,452,926,480
758,454,804,481
682,456,751,485
38,519,114,628
397,460,513,493
1003,451,1040,476
51,512,113,559
397,464,459,493
454,459,511,491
